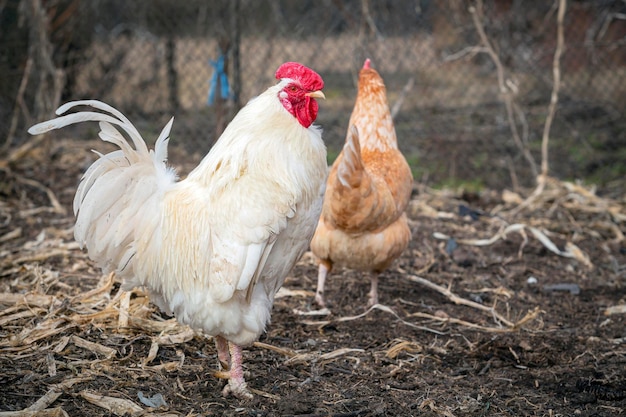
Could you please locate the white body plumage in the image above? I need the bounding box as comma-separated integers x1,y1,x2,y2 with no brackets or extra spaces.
29,80,328,346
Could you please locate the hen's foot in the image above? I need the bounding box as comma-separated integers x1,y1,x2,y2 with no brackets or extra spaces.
367,274,379,307
314,291,326,307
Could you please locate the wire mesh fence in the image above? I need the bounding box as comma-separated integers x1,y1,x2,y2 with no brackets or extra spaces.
2,0,625,193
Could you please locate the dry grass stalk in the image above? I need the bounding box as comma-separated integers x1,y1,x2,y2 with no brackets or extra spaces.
409,307,542,334
274,286,315,299
0,408,69,417
128,316,182,333
46,352,56,377
0,227,22,243
385,339,423,359
73,273,116,303
13,175,65,215
11,319,77,347
154,328,195,345
9,249,74,267
292,307,332,316
604,305,626,316
52,336,70,353
467,286,513,299
143,341,160,365
253,341,297,358
0,308,45,327
419,399,457,417
71,335,117,359
143,361,183,372
248,388,281,400
79,391,144,417
285,347,365,366
0,376,94,417
118,291,131,328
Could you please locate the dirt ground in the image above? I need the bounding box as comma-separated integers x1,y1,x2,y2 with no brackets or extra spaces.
0,138,625,417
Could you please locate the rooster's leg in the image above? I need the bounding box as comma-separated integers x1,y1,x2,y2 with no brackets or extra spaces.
367,273,379,307
220,342,252,399
215,335,230,370
213,337,251,399
315,260,332,307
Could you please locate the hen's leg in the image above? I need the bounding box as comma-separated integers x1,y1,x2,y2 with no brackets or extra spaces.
367,273,379,307
315,260,332,307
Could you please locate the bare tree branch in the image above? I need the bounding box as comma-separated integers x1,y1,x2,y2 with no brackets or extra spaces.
468,0,538,184
361,0,383,41
510,0,568,215
4,58,33,150
390,77,414,120
540,0,567,179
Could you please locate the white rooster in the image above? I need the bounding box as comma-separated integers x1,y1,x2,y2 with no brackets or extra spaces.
28,62,327,399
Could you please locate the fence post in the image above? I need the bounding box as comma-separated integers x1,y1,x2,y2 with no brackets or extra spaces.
230,0,241,112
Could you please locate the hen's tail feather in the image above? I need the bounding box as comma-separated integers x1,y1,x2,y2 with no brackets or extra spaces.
336,125,364,188
329,124,403,233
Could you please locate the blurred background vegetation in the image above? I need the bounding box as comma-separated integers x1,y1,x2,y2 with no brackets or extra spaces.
1,0,625,194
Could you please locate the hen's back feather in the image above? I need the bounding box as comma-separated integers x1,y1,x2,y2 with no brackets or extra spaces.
311,60,412,273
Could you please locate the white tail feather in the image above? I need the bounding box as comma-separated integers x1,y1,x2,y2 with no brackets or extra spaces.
154,118,174,164
28,100,177,273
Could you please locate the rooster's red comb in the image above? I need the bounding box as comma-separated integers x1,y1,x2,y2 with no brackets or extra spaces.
363,58,371,69
275,62,324,91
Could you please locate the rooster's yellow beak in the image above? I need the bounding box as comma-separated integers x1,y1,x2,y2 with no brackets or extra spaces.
306,90,325,99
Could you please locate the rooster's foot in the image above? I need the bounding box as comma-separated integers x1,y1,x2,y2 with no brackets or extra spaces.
222,379,253,400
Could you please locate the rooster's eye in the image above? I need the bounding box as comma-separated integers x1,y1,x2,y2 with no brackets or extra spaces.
288,86,298,92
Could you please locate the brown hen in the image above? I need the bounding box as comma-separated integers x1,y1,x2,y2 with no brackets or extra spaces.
310,59,413,308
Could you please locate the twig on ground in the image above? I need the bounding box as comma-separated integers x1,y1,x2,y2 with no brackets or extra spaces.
405,274,515,327
13,173,66,215
0,408,70,417
301,303,448,335
253,341,297,358
71,335,117,359
604,304,626,316
408,307,542,334
433,221,593,268
79,391,144,416
285,347,365,366
385,339,423,359
20,377,91,414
